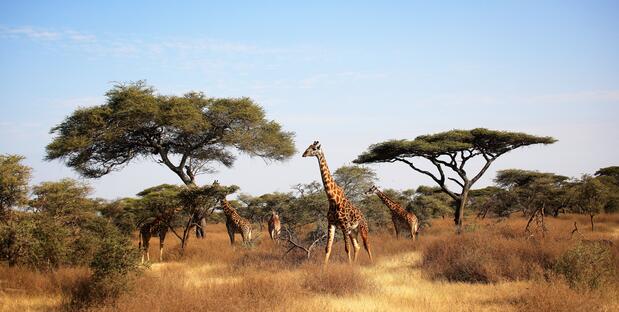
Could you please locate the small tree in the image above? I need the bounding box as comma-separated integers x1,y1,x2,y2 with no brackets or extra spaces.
410,186,454,224
595,166,619,213
354,128,556,232
494,169,571,216
30,178,96,219
574,175,609,231
333,165,377,203
0,154,31,221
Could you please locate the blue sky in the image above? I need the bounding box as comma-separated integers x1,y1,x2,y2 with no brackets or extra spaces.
1,1,618,199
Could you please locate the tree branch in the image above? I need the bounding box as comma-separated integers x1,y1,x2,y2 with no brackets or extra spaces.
448,177,464,189
470,158,495,185
395,157,459,200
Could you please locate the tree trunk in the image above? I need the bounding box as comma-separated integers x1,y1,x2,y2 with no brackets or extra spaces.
590,214,594,231
454,188,468,234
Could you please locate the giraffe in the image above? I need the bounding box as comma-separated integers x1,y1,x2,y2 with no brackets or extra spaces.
215,186,253,245
267,210,281,242
138,214,169,263
365,185,419,240
302,141,373,266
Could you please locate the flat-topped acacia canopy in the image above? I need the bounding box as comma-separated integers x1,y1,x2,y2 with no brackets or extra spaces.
355,128,556,163
354,128,556,232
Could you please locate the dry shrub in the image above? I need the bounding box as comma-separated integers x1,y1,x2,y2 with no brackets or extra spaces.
421,230,568,283
514,278,607,312
553,240,617,290
302,264,373,296
91,267,304,312
0,266,89,295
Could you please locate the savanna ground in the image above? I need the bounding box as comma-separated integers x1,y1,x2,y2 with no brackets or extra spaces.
2,214,618,312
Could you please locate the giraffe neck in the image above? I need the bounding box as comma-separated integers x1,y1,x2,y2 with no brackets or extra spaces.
316,152,343,201
375,190,407,214
221,199,237,217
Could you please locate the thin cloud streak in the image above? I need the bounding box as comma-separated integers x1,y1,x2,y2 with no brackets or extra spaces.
0,25,303,59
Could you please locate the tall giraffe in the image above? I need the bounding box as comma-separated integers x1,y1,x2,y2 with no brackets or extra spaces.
214,183,252,245
138,214,170,263
302,141,372,265
366,185,419,240
267,210,281,241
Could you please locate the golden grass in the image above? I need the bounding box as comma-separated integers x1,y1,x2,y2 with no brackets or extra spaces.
1,214,619,312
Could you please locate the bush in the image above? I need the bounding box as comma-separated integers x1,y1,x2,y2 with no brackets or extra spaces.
421,231,564,283
0,215,68,270
553,241,617,290
302,264,372,296
514,278,606,312
66,232,141,310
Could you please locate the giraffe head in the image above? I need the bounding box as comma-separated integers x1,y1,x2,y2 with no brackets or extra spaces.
364,185,379,195
302,141,322,157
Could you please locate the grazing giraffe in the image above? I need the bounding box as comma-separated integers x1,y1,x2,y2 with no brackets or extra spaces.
138,214,169,263
267,210,281,242
214,184,252,245
302,141,373,266
366,185,419,240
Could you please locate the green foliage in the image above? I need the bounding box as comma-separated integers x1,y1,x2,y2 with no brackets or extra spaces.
238,192,296,224
354,128,556,164
594,166,619,213
554,241,617,290
0,214,68,269
0,154,31,220
595,166,619,182
333,165,377,203
67,230,141,309
409,186,454,226
493,169,573,217
30,178,95,218
354,129,556,230
46,81,295,184
573,175,610,229
99,198,139,235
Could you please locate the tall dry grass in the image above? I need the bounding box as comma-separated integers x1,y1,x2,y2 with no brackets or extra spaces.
1,214,618,311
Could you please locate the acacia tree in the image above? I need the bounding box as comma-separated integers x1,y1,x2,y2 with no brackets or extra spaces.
354,128,556,232
494,169,572,217
574,175,610,231
0,154,31,221
46,82,295,234
595,166,619,213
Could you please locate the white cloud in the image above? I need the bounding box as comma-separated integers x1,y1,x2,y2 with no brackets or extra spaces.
0,25,300,59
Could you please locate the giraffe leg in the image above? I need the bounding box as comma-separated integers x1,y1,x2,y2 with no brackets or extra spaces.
139,234,145,264
393,219,400,239
409,223,416,241
324,224,336,267
159,229,167,262
343,230,352,264
360,224,373,262
226,223,235,245
140,231,151,264
350,234,361,263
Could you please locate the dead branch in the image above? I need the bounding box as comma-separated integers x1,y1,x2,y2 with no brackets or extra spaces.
282,226,327,260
